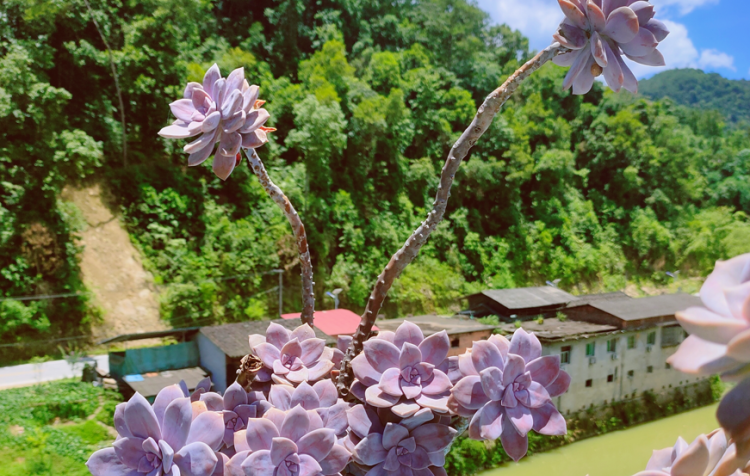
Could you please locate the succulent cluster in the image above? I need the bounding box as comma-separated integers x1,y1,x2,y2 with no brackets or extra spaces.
249,322,336,385
158,64,273,180
632,429,750,476
553,0,669,94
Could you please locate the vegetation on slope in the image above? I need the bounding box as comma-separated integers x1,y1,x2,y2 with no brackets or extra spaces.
639,68,750,124
1,0,749,354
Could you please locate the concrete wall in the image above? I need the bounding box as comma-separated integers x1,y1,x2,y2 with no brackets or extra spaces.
448,330,493,357
543,326,707,414
197,333,228,393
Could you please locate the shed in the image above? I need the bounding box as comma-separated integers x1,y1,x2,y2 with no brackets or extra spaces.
465,287,578,319
375,315,497,356
280,309,378,337
564,293,703,329
197,318,331,392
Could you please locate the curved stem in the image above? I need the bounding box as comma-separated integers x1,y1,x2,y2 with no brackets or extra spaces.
245,148,315,325
336,42,567,394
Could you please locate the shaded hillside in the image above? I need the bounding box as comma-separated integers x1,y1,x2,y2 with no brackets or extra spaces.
639,69,750,124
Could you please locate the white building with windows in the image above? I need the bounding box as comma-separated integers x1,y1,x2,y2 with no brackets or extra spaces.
497,292,706,413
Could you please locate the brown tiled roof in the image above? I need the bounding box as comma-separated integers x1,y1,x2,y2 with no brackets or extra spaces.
590,293,702,321
126,367,208,399
468,287,578,310
497,318,618,342
199,318,332,358
565,292,631,308
375,315,497,336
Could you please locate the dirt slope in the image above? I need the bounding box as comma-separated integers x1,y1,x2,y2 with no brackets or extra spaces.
61,184,166,340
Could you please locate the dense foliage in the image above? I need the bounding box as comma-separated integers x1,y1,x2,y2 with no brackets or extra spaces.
1,0,749,346
639,69,750,125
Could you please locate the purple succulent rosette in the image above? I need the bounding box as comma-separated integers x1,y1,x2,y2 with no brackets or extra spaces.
448,329,570,461
332,335,353,369
350,321,453,417
203,382,273,449
227,405,351,476
350,417,456,476
553,0,669,94
158,64,272,180
179,377,213,402
86,389,225,476
268,381,351,441
250,322,336,385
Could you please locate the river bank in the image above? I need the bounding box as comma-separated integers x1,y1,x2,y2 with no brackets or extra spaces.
481,402,719,476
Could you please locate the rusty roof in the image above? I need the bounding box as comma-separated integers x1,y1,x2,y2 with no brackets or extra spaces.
590,293,702,321
497,318,618,342
199,318,332,358
468,287,579,310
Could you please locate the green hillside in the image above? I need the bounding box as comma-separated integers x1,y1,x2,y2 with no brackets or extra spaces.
639,68,750,124
1,0,750,358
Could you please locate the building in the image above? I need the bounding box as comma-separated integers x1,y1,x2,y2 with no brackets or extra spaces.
375,315,497,357
197,318,331,393
280,309,378,338
496,292,705,413
464,287,578,319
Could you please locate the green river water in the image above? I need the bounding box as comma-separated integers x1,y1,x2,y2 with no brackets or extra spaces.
482,403,719,476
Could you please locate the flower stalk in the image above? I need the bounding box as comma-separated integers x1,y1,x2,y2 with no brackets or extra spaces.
336,42,568,395
246,148,315,325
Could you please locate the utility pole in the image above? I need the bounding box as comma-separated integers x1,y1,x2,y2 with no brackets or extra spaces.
273,269,284,316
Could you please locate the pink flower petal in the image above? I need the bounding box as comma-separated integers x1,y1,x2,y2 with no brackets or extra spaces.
281,405,310,442
291,324,316,342
383,423,409,450
506,405,533,437
500,417,528,462
472,340,505,372
112,437,146,469
187,410,223,451
269,384,293,411
553,49,582,67
419,330,450,366
392,402,421,418
503,354,527,387
617,54,639,93
401,446,431,470
453,375,491,409
352,354,383,385
477,400,504,440
379,367,405,397
313,380,338,407
353,433,388,466
558,0,588,29
364,339,401,373
643,18,669,42
400,408,435,431
479,367,504,401
620,27,658,57
563,49,590,91
421,369,452,395
153,384,186,429
366,385,401,408
319,444,351,474
255,343,281,368
531,402,567,435
240,449,275,476
526,356,561,387
171,99,197,123
270,437,298,466
629,1,654,24
160,397,192,451
553,24,588,50
394,321,425,350
414,394,450,413
546,369,571,397
225,67,245,95
591,31,608,67
677,307,748,345
299,338,325,367
306,359,333,381
603,0,628,17
223,382,248,411
727,329,750,362
645,447,673,470
202,64,221,99
700,254,750,317
572,54,596,95
400,342,423,370
291,382,321,410
245,418,280,451
510,329,542,364
588,2,606,31
159,122,202,140
671,434,710,475
603,6,639,44
411,423,457,452
667,335,740,376
174,442,219,476
717,379,750,449
125,393,162,441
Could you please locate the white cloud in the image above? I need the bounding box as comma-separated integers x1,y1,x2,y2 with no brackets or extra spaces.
650,0,720,16
698,49,736,71
479,0,564,51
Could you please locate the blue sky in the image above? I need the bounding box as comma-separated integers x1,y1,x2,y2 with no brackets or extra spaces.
476,0,749,80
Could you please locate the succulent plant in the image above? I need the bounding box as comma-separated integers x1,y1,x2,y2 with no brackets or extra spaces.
267,380,351,442
350,321,452,417
668,253,750,380
158,64,273,180
87,389,224,476
332,335,353,369
350,418,456,476
448,329,569,461
232,404,351,476
249,322,335,385
552,0,669,94
633,429,750,476
180,377,213,402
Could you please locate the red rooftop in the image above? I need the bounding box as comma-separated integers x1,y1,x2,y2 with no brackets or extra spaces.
280,309,377,337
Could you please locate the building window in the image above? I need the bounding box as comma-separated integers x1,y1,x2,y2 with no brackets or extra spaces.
661,326,684,347
647,331,657,345
607,339,617,353
450,337,460,348
586,342,595,356
647,366,654,373
560,346,571,364
607,374,614,382
627,335,636,349
665,363,671,370
627,370,634,378
585,379,593,387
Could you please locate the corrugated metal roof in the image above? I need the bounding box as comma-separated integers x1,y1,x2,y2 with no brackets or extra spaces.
199,318,331,358
280,309,378,336
565,292,631,308
473,287,578,310
375,315,497,336
590,293,702,321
